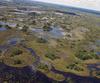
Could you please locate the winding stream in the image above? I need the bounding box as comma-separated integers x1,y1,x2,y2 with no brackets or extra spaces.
0,37,100,83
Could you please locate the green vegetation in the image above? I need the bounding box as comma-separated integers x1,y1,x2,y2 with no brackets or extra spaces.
14,59,22,64
37,38,47,43
45,52,60,60
0,24,2,28
21,25,28,32
66,62,84,71
5,25,12,29
38,63,49,72
66,77,74,83
96,71,100,77
43,23,52,31
0,2,100,81
11,48,23,57
75,50,99,60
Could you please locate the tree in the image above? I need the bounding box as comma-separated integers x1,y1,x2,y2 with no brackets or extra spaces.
14,59,22,64
66,77,74,83
37,38,47,43
5,25,12,29
45,52,60,60
1,17,7,22
22,25,28,32
0,24,2,28
11,48,23,57
16,24,20,28
43,23,52,31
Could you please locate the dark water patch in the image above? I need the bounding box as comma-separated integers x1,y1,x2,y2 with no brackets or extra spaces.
0,62,58,83
0,62,100,83
95,40,100,46
51,66,100,83
0,27,7,31
0,45,10,52
87,63,100,77
87,63,100,71
96,52,100,56
7,37,25,45
30,27,65,39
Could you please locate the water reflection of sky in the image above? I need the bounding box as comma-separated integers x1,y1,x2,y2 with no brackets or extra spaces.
30,27,65,39
0,27,7,31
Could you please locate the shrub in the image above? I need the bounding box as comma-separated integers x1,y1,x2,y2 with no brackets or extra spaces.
45,52,59,60
0,24,2,28
76,50,100,60
75,50,94,60
66,62,83,71
21,25,28,32
43,23,52,31
38,63,49,72
5,25,12,29
14,60,22,64
11,48,23,57
37,38,47,43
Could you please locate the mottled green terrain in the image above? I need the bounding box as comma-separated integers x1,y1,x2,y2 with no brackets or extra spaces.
0,2,100,82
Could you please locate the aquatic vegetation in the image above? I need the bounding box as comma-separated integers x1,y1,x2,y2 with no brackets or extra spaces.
0,0,100,82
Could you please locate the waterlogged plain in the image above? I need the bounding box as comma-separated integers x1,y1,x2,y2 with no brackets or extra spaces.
0,1,100,83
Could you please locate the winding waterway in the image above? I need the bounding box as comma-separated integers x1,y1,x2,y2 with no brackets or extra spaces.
0,35,100,83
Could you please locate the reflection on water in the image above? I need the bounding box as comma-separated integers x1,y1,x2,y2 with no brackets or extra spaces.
96,52,100,56
0,62,58,83
0,27,7,31
0,21,16,28
87,63,100,71
51,66,100,83
96,40,100,46
0,62,100,83
30,26,65,39
7,37,24,45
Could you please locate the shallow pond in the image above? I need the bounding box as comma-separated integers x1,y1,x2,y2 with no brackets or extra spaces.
0,21,16,28
95,40,100,46
96,52,100,56
7,37,24,45
0,27,7,31
30,26,66,39
87,63,100,71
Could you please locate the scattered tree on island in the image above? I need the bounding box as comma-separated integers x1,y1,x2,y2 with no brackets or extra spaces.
21,25,28,32
5,25,12,29
45,52,60,60
14,59,22,64
11,48,23,57
37,37,47,43
43,22,52,31
0,24,2,28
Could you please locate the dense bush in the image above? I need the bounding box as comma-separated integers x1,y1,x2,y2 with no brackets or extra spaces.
11,48,23,57
21,25,28,32
14,60,22,64
66,62,83,71
45,52,59,60
0,24,2,28
38,63,49,72
37,38,47,43
96,71,100,77
5,25,12,29
43,23,52,31
75,50,99,60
